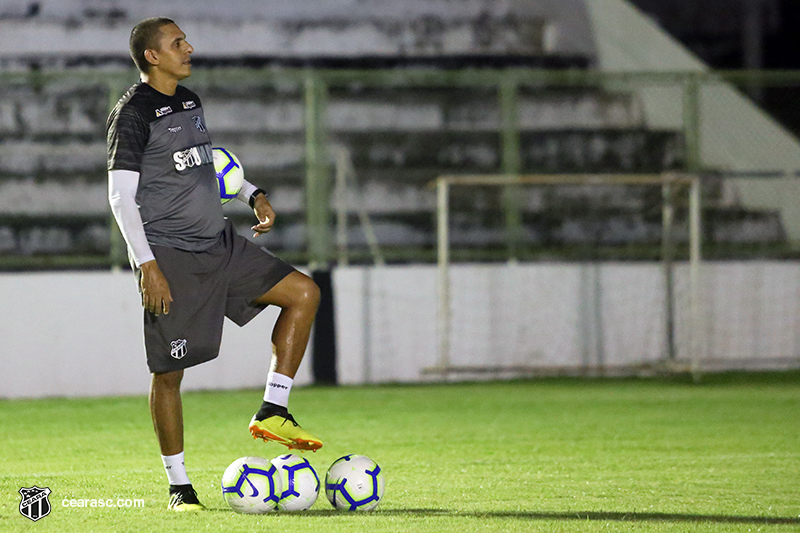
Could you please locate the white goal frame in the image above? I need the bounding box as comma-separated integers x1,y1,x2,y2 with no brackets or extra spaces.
430,173,705,377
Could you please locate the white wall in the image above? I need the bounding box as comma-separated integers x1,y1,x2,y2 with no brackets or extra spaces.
0,271,312,399
1,263,798,398
333,263,800,384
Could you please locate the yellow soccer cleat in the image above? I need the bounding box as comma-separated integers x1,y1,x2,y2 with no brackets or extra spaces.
167,486,206,512
249,413,323,452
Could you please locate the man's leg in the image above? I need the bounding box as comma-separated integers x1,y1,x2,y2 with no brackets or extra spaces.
150,370,205,511
249,271,323,450
253,271,320,378
150,370,184,455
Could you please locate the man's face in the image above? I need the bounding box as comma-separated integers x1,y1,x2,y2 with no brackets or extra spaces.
149,23,193,80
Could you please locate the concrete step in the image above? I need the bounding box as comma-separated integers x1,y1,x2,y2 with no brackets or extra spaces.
215,128,684,175
0,82,642,138
0,140,106,176
0,82,108,138
0,174,727,220
203,88,644,134
327,129,684,173
0,128,683,178
0,206,783,257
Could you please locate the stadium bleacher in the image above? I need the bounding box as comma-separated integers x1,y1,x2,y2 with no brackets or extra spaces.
0,0,788,261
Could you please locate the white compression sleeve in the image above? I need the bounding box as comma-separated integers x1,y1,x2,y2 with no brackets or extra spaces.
236,178,259,205
108,169,155,267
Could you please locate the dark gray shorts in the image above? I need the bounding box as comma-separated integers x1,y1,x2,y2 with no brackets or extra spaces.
139,219,295,374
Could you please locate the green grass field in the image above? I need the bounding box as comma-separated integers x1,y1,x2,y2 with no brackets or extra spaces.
1,374,799,532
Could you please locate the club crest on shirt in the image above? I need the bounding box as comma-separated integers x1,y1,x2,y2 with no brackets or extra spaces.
155,106,173,118
182,100,196,110
191,115,206,133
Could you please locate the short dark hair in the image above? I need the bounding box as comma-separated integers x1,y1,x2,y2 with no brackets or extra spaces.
129,17,175,73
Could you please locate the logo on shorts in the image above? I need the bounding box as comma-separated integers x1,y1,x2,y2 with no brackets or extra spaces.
170,339,188,360
19,486,51,522
191,115,206,133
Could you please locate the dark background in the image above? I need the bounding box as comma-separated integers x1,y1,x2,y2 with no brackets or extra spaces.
630,0,800,135
631,0,800,69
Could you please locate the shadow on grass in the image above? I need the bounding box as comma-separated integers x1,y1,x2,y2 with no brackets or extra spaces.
261,508,800,525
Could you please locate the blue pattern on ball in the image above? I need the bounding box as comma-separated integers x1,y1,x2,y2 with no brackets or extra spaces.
279,455,320,500
214,147,241,200
325,464,382,511
222,462,281,506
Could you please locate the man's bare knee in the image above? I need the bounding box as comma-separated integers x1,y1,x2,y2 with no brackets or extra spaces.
299,278,321,312
256,271,321,311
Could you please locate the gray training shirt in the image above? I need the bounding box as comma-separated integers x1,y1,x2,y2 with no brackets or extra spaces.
106,82,225,251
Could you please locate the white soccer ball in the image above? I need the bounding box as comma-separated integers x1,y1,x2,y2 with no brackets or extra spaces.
325,454,385,511
221,456,282,514
270,453,320,511
212,147,244,204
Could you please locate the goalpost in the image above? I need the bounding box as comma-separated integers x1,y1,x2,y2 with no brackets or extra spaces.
429,173,705,378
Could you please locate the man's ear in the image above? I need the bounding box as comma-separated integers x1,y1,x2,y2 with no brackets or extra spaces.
144,49,158,68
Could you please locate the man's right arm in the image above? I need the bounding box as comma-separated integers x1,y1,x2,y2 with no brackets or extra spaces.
108,169,172,315
108,169,153,267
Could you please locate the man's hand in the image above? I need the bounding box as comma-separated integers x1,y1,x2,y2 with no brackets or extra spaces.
139,260,173,316
251,193,275,238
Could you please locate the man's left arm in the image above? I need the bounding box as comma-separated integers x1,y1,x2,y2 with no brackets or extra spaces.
236,179,273,237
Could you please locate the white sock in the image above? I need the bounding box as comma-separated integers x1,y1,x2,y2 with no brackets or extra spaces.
162,451,191,486
264,371,293,408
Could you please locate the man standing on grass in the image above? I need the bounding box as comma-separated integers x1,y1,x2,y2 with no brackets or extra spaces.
106,17,323,511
